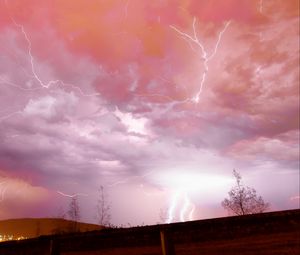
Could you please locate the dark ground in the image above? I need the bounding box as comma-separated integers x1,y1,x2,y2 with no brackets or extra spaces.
1,209,299,255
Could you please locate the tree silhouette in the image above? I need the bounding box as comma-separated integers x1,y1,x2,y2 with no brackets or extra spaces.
222,169,269,215
68,196,80,232
96,186,111,226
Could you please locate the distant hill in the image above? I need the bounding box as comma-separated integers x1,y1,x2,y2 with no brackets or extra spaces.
0,218,102,240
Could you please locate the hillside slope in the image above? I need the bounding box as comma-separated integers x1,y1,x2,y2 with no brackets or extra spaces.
0,218,102,240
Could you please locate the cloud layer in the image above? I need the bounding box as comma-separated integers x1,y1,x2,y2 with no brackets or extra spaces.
0,0,299,225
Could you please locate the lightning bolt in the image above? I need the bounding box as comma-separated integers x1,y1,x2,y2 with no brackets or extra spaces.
179,192,196,222
10,19,100,97
166,190,196,223
15,23,57,89
0,181,8,202
188,203,195,221
170,17,231,103
57,191,88,198
1,1,101,121
180,192,190,222
166,191,180,223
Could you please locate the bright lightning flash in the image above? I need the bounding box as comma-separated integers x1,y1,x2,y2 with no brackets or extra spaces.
170,18,231,103
166,191,180,223
166,190,195,223
153,170,232,223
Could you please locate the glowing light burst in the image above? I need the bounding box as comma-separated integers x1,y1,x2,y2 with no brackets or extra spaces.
170,18,231,103
153,170,232,223
166,191,195,223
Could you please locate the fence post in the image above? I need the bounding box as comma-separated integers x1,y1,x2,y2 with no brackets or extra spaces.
160,229,175,255
49,239,60,255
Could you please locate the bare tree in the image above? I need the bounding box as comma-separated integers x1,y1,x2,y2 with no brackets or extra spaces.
222,169,269,215
96,186,111,226
68,196,80,232
68,196,80,221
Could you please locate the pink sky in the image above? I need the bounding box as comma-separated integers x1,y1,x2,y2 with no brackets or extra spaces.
0,0,299,225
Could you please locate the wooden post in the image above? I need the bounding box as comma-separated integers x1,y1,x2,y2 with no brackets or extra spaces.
49,239,53,255
160,229,176,255
49,239,60,255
